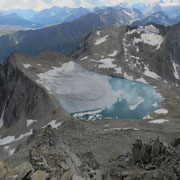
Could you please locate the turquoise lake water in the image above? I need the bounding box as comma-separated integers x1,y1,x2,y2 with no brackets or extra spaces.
72,77,162,120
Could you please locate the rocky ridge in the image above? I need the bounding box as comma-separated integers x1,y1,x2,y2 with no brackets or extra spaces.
0,125,180,180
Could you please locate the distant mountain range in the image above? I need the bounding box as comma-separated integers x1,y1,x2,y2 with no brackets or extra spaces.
0,0,180,57
0,7,144,62
32,6,91,26
0,9,36,20
125,0,180,20
131,11,177,26
0,13,41,28
1,0,180,28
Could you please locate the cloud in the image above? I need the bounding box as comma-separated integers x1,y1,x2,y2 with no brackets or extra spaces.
0,0,76,11
0,0,161,11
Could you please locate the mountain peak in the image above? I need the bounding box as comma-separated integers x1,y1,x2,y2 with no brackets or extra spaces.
160,0,180,6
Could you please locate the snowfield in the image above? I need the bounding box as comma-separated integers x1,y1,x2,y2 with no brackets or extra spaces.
129,25,164,49
37,61,117,113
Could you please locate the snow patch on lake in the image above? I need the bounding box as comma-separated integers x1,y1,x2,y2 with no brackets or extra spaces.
95,35,109,45
129,98,144,110
73,109,104,121
152,102,158,107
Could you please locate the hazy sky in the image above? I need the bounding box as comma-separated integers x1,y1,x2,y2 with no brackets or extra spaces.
0,0,164,11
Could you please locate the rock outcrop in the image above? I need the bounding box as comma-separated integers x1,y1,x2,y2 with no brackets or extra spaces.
0,51,71,159
1,125,180,180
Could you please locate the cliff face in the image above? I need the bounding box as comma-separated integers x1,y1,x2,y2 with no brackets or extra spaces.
0,51,71,143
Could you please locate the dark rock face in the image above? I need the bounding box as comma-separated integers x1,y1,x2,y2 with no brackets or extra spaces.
0,52,70,138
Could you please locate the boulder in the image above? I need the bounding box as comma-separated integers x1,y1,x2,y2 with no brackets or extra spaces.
0,160,8,178
72,175,85,180
132,139,143,164
151,137,161,156
14,162,33,180
31,170,49,180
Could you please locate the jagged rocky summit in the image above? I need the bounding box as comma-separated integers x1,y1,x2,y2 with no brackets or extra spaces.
0,125,180,180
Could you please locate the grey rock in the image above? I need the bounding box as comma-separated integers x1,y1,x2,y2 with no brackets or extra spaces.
132,139,143,164
31,170,49,180
72,175,85,180
14,162,33,180
152,137,161,156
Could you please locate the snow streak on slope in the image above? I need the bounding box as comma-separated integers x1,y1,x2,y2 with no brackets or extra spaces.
172,59,179,79
143,65,161,80
0,129,33,145
0,104,5,128
95,35,109,45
